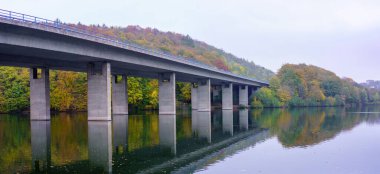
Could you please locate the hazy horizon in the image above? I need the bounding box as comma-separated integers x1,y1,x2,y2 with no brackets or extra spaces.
1,0,379,82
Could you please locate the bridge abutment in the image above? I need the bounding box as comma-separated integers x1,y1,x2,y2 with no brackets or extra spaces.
112,75,128,115
239,85,249,107
30,67,50,120
87,62,111,121
159,72,176,115
197,79,211,112
222,83,233,110
191,84,198,110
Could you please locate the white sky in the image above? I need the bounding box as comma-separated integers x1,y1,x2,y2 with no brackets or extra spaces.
1,0,379,82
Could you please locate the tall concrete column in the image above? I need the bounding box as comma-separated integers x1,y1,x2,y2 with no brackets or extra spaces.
31,121,51,172
159,72,176,115
112,75,128,115
159,114,177,155
30,67,50,120
191,84,198,110
197,79,211,112
89,121,112,173
87,62,111,121
222,83,233,110
239,85,249,107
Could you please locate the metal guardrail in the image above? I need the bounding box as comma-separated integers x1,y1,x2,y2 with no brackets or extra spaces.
0,9,268,84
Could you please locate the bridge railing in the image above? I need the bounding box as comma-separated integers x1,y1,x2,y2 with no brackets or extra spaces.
0,9,267,84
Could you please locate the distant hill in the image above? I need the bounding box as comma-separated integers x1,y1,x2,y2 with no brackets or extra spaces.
73,24,274,82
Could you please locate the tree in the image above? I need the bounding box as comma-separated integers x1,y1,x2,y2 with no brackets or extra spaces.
254,87,281,107
360,89,368,104
269,76,281,93
321,80,342,97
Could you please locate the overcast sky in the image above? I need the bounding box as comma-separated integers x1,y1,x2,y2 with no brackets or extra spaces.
2,0,379,82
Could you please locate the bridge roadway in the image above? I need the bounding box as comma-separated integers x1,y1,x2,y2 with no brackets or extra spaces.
0,9,268,120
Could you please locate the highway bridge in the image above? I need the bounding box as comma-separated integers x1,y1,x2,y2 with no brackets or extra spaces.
0,9,268,120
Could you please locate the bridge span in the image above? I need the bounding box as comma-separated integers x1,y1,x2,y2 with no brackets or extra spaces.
0,9,268,120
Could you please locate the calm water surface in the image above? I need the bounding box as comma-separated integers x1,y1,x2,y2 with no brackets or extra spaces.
0,106,379,173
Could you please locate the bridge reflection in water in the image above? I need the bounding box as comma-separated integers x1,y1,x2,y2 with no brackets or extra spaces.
4,106,380,173
25,109,269,173
31,121,51,172
88,121,112,173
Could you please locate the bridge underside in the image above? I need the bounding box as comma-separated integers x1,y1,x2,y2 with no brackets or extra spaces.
0,46,252,86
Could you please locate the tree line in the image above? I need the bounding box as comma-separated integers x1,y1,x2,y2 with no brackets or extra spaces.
252,64,380,108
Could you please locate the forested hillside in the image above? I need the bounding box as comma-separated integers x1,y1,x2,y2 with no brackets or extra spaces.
74,24,274,81
253,64,380,108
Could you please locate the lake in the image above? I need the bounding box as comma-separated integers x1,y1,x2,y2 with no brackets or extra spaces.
0,106,379,173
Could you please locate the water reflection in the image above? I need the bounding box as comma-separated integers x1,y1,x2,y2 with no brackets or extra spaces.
113,115,128,155
239,109,248,131
222,110,233,136
252,106,380,147
31,121,51,173
192,111,212,143
88,121,112,173
1,106,380,173
159,114,176,154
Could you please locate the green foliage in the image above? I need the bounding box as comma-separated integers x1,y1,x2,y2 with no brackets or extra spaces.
251,97,264,108
0,67,29,113
50,70,87,111
127,77,159,109
321,80,342,97
254,87,282,107
177,82,191,103
253,64,379,108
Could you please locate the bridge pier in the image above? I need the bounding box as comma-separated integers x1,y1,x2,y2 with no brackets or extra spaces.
239,85,249,107
197,79,211,112
222,83,233,110
87,62,111,121
112,75,128,115
30,68,50,120
159,72,176,115
191,84,198,110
